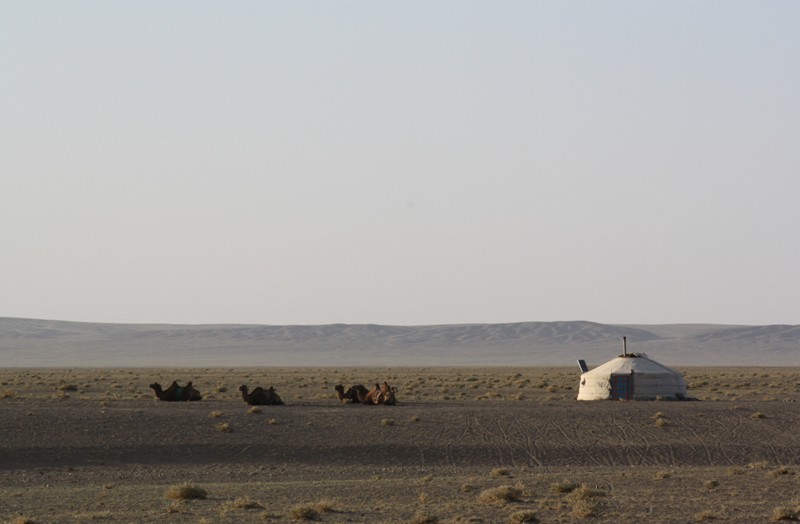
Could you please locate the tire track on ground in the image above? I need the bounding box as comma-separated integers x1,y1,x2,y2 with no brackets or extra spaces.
607,405,649,466
410,417,449,467
470,412,514,466
543,411,605,467
616,411,661,466
492,417,519,468
510,415,543,467
672,418,716,465
444,412,474,470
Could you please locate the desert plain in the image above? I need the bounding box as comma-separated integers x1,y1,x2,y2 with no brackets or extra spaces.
1,366,799,523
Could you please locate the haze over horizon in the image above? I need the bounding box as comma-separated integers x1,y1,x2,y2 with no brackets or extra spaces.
2,2,798,328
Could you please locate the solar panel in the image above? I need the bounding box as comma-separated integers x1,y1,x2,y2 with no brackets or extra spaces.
577,359,588,373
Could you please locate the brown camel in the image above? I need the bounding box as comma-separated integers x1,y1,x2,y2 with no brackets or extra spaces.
333,384,351,403
239,385,284,405
378,381,397,405
364,383,382,405
334,384,369,404
150,381,202,401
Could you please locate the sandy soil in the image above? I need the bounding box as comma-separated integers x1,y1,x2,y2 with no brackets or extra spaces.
1,368,799,523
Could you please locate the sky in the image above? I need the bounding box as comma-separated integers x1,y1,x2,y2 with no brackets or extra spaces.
1,1,799,326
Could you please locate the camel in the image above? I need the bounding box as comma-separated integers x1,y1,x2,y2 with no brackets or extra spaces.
334,383,396,405
377,381,397,406
333,384,351,403
150,381,202,401
364,383,382,405
334,384,369,404
239,385,284,406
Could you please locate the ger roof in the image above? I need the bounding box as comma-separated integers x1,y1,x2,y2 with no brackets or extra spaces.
581,353,683,377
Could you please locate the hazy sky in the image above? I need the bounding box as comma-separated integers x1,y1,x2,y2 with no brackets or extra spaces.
2,2,798,326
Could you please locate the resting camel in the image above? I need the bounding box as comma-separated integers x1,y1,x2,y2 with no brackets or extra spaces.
150,381,202,401
239,385,284,406
364,383,382,405
334,383,397,405
377,381,397,405
334,384,369,404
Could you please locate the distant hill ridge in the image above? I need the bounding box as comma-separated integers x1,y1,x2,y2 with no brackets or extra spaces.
0,317,797,367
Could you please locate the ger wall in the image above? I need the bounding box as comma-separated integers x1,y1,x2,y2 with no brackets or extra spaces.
577,373,688,401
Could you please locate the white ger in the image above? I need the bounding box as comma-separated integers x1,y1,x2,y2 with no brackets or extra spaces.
577,337,688,401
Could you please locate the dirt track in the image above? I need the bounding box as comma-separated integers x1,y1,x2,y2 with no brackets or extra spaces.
2,398,798,475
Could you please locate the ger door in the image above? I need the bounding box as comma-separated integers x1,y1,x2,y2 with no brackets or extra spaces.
610,373,633,400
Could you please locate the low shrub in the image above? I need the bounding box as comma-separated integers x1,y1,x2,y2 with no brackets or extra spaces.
478,485,522,504
410,512,439,524
314,498,339,513
509,509,539,523
693,510,717,521
550,480,579,493
165,484,207,500
289,503,318,520
570,499,598,519
220,497,263,516
772,506,798,521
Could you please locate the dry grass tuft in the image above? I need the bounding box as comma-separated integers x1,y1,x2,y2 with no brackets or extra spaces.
410,512,439,524
751,411,766,419
381,418,395,426
289,503,318,520
772,506,798,521
314,498,340,513
478,485,522,505
247,406,262,414
220,497,263,515
570,499,598,519
215,422,232,432
9,517,38,524
267,418,278,425
165,483,207,500
654,471,671,480
768,466,791,478
509,509,539,523
568,484,605,501
704,480,719,490
209,410,223,418
1,390,15,399
550,480,580,493
491,467,512,478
